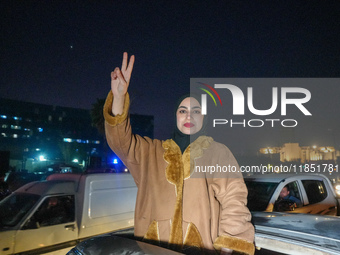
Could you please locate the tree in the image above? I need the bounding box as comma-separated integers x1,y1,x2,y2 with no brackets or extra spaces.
90,98,109,168
90,98,106,136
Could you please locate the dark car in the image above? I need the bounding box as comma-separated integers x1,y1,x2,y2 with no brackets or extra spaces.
0,181,11,200
67,212,340,255
4,171,41,193
67,228,184,255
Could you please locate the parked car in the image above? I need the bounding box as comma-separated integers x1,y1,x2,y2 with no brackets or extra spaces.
0,173,137,255
67,212,340,255
244,173,340,216
4,171,42,193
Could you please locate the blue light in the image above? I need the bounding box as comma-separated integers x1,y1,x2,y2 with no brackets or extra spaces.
38,127,43,132
113,158,118,164
0,115,7,119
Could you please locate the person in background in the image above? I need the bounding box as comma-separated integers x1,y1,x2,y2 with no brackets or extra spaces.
274,185,303,212
279,185,302,206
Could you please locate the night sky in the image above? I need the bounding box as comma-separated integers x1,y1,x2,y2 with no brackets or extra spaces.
1,1,340,155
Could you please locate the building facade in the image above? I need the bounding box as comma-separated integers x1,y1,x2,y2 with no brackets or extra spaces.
0,98,153,174
260,143,340,163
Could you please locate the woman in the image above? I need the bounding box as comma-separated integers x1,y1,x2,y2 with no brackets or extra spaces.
104,53,255,255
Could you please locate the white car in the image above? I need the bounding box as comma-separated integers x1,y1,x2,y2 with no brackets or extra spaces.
244,173,340,216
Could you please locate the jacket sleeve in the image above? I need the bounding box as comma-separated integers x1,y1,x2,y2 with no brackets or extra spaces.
103,91,146,185
210,145,255,255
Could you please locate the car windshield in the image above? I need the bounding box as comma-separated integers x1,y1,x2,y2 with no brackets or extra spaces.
0,193,40,228
245,181,278,211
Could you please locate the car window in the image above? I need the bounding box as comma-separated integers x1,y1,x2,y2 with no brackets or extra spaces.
0,193,40,227
286,181,301,200
273,181,303,212
245,181,278,211
301,180,327,204
32,195,75,227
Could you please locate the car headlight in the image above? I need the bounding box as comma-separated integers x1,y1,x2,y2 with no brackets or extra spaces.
335,184,340,196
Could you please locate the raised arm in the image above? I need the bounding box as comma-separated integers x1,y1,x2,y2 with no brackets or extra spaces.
104,52,142,183
111,52,135,115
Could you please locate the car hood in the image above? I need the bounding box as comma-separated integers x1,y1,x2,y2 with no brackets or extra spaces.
252,212,340,254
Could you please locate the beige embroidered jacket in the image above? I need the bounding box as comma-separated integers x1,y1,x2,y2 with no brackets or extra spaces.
104,92,255,255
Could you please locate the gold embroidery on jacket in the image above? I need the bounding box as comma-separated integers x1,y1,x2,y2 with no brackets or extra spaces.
163,139,184,248
103,91,130,126
162,136,213,250
183,222,204,249
143,220,160,243
214,235,255,255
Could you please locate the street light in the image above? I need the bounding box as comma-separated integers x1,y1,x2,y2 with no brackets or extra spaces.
39,155,47,161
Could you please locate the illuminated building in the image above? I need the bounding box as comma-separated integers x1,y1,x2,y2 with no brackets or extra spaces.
260,143,339,163
0,98,153,174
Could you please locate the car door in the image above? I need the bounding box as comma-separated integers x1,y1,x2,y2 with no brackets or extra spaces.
296,179,337,215
13,195,78,254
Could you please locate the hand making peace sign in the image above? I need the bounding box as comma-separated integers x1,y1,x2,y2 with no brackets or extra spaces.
110,52,135,115
111,52,135,98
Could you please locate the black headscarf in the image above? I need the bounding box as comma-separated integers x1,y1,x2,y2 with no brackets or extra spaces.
172,94,207,153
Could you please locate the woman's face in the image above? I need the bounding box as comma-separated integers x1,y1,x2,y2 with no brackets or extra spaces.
176,97,204,135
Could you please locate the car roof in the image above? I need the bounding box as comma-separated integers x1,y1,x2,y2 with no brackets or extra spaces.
244,173,328,183
15,180,76,195
72,228,184,255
